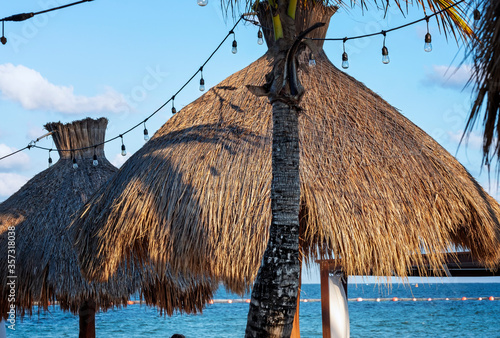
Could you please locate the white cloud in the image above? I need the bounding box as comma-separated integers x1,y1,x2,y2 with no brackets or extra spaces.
27,126,47,141
111,153,131,168
0,173,29,197
423,65,473,90
0,63,130,114
0,144,30,170
448,130,483,149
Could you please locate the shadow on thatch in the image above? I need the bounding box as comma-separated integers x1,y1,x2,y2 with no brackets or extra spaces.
74,47,500,295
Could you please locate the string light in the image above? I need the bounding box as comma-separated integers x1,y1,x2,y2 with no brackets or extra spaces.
72,154,78,170
93,147,98,166
341,38,349,69
120,135,127,156
199,67,205,91
473,8,481,30
1,1,94,24
0,2,468,163
143,122,150,142
231,31,238,54
257,29,264,45
309,53,316,67
197,0,208,6
381,32,390,64
48,150,53,168
424,17,432,52
1,22,6,45
0,14,246,163
171,96,177,114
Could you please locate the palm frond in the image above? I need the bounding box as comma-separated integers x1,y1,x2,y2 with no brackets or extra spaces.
465,0,500,169
220,1,471,42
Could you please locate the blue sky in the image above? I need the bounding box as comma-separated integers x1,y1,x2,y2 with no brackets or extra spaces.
0,1,497,283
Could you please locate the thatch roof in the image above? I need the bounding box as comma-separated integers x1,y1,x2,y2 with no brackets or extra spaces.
0,118,216,317
73,8,500,294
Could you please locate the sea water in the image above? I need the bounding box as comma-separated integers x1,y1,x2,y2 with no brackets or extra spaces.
5,283,500,337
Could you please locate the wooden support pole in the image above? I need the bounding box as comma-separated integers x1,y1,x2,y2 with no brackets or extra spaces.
79,299,96,338
320,262,331,338
320,261,349,338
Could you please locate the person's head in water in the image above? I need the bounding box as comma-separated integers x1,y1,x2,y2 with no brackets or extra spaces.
171,335,185,338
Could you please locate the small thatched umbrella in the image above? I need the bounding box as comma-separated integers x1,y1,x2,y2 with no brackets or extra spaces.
73,3,500,299
0,118,217,337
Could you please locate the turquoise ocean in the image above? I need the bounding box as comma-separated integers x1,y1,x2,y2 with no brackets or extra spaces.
5,283,500,337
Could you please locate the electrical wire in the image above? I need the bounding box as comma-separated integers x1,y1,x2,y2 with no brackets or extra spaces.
0,0,94,22
0,15,245,158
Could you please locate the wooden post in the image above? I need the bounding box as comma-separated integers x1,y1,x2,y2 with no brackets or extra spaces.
320,261,349,338
79,299,96,338
320,261,331,338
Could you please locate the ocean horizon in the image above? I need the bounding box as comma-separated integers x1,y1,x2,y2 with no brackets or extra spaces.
4,283,500,337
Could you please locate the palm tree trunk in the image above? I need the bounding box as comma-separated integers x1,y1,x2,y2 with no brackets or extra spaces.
245,100,301,338
79,299,96,338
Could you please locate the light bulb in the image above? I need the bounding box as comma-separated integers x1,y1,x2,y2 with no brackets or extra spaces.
424,33,432,52
121,144,127,156
232,40,237,54
93,154,99,166
382,46,390,64
473,9,481,30
197,0,208,6
257,30,264,45
48,156,53,168
341,52,349,69
1,36,6,45
309,53,316,67
199,78,205,91
72,158,78,169
144,128,149,141
172,106,177,114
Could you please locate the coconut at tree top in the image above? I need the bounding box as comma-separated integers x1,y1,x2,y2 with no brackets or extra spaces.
0,117,217,321
73,0,499,295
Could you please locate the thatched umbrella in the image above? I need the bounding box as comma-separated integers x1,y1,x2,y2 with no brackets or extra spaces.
73,3,500,300
0,118,217,337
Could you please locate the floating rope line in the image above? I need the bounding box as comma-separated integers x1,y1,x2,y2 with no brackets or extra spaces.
0,15,245,162
36,296,499,306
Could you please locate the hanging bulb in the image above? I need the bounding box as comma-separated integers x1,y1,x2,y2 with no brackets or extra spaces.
473,9,481,30
257,30,264,45
309,53,316,67
424,33,432,52
120,136,127,156
171,99,177,114
197,0,208,6
72,158,78,169
48,154,53,168
382,46,390,64
143,124,149,142
93,154,99,166
199,77,205,91
1,22,6,45
232,39,238,54
342,52,349,69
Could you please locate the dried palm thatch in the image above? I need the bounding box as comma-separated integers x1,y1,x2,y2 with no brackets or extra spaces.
74,4,500,295
0,118,138,318
0,118,216,318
